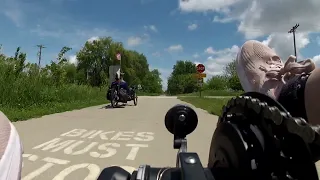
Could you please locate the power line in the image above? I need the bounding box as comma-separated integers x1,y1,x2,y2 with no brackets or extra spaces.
36,44,46,67
288,24,299,62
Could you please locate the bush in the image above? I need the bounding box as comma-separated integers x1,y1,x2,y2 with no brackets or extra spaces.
180,89,243,97
167,61,198,95
205,75,227,90
227,75,243,91
0,38,163,121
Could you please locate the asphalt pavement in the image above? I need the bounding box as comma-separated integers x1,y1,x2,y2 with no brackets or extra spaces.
178,96,233,98
13,96,320,179
14,96,217,180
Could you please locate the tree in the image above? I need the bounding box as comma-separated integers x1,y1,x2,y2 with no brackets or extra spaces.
0,36,164,114
205,75,227,90
142,69,163,93
223,59,237,77
75,36,162,92
167,60,198,95
45,46,74,85
76,37,114,86
223,59,243,91
228,75,243,91
121,50,150,88
13,47,26,76
171,60,197,76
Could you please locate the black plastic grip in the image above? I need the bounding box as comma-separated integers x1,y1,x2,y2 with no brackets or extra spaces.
129,153,214,180
130,167,214,180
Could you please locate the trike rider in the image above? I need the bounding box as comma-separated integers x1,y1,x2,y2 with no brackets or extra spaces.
110,74,130,100
111,73,129,92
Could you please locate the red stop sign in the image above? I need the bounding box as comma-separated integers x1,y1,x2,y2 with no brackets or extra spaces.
196,64,205,73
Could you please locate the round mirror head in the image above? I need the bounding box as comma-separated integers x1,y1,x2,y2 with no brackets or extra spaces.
165,104,198,137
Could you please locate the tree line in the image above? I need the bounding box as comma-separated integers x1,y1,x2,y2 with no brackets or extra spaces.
0,37,163,109
76,37,162,93
0,35,242,110
166,60,243,95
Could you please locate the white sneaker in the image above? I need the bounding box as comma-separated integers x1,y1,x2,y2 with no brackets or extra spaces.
236,40,315,99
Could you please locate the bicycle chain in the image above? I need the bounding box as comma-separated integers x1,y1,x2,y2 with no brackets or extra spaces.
220,95,320,147
219,95,320,179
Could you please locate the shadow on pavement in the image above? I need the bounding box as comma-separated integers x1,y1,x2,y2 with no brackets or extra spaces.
100,102,137,109
101,104,125,109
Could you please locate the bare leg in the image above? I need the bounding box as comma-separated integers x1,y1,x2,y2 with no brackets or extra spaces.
0,111,23,180
305,68,320,125
0,112,10,159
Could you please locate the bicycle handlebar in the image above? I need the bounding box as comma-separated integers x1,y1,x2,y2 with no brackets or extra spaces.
98,92,319,180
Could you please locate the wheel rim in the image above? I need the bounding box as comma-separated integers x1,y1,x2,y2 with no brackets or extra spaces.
111,90,117,107
134,94,137,105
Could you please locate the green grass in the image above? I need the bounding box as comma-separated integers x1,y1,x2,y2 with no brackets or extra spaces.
180,90,243,97
0,87,162,121
0,84,109,121
0,55,162,122
1,98,107,122
178,97,231,116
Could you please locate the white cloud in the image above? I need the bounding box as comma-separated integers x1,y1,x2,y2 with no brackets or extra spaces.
194,61,201,66
193,53,199,58
178,0,237,13
4,9,23,27
312,54,320,68
213,16,233,23
179,0,319,72
149,25,157,32
203,33,310,77
50,0,77,3
262,33,310,60
316,36,320,46
179,0,320,39
68,55,77,64
203,45,239,76
29,25,119,51
87,36,99,42
210,45,239,57
127,33,150,47
140,0,155,4
144,25,158,32
142,33,150,39
203,32,311,77
166,44,183,52
152,52,161,57
206,57,225,76
127,36,143,46
30,24,63,37
312,55,320,63
188,23,198,30
75,28,117,40
204,47,216,54
1,0,25,27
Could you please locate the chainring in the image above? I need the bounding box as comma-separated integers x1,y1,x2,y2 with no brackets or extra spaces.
209,92,318,180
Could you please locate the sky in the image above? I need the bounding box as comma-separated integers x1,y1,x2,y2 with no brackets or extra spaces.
1,0,320,90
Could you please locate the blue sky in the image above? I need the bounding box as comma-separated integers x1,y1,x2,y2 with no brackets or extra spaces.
1,0,320,89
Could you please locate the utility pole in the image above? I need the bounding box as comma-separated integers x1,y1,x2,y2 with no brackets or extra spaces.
36,44,46,67
288,24,299,62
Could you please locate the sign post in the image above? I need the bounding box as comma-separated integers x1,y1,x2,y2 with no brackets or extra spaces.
196,64,206,97
116,53,121,93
